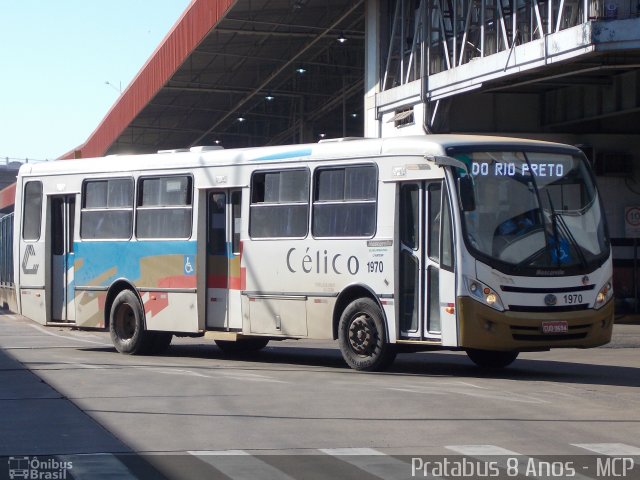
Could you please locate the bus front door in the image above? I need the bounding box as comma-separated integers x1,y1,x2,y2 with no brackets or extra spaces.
50,195,76,323
206,190,242,330
398,181,456,343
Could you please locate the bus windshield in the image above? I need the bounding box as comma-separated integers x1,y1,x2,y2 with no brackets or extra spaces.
453,150,609,274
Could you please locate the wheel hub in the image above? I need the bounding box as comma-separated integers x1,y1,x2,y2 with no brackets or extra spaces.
348,314,376,355
115,304,136,340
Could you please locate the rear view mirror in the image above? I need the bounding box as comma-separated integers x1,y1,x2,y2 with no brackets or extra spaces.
457,176,476,212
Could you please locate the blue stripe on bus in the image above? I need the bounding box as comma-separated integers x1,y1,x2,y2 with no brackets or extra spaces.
74,240,197,287
250,148,312,161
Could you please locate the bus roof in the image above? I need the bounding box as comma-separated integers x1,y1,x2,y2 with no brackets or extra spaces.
18,135,580,178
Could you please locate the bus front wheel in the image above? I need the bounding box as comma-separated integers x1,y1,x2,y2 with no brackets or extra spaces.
338,298,396,371
466,349,519,369
109,289,152,355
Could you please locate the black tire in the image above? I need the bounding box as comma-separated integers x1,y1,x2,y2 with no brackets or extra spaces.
466,349,519,369
148,332,173,354
338,297,396,371
109,290,153,355
215,337,269,354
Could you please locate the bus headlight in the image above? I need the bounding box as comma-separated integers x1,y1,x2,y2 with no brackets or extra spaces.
464,276,505,312
594,278,613,309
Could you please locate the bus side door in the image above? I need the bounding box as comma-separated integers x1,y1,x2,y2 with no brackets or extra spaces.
206,190,242,330
398,181,456,344
50,195,76,323
18,181,46,324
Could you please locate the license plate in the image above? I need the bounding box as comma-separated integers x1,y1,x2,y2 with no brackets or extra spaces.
542,321,568,334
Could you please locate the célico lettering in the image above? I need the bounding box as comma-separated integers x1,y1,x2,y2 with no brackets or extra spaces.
286,248,359,275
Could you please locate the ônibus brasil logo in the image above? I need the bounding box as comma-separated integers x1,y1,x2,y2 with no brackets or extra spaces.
8,456,72,480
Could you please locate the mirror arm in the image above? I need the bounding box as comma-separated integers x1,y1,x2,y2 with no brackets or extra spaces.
426,155,469,173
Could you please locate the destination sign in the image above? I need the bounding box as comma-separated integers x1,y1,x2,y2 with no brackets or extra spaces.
471,162,565,177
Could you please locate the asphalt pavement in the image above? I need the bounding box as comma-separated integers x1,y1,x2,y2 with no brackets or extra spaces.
0,311,639,480
0,313,166,479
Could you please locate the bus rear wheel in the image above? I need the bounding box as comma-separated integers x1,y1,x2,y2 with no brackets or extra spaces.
466,349,519,369
338,298,396,371
109,289,152,355
215,337,269,354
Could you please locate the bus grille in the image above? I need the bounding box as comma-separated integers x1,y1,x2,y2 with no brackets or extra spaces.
501,285,594,293
507,304,588,313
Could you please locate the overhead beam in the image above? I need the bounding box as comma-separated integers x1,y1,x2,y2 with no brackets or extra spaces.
543,105,640,127
193,49,365,71
164,83,335,98
223,17,363,35
216,28,339,39
147,102,294,120
483,64,639,93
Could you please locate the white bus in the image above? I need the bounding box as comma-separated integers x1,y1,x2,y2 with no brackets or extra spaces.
10,135,613,370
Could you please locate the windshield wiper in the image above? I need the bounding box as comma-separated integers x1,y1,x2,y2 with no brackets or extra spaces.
545,191,563,267
555,209,588,269
545,190,588,269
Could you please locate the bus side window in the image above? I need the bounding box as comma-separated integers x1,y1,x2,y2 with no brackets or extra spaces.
312,164,377,238
249,169,309,238
400,184,419,249
52,198,64,255
81,178,134,240
428,183,441,262
441,183,454,270
68,197,75,253
136,176,193,239
231,191,242,254
209,192,226,255
22,181,43,241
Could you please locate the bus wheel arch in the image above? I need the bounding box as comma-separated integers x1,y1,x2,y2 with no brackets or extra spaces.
106,281,152,355
333,286,396,371
332,285,385,340
104,280,144,330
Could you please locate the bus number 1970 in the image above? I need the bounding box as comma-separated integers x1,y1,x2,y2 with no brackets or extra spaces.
367,261,384,273
563,294,583,304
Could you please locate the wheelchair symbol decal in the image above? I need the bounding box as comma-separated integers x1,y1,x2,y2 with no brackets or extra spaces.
184,255,195,275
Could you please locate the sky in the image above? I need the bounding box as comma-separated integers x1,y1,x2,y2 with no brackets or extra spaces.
0,1,193,163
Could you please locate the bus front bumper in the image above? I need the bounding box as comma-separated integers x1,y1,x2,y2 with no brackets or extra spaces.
458,297,614,351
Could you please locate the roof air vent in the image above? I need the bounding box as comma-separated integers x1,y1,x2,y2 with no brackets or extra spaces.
318,137,363,143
